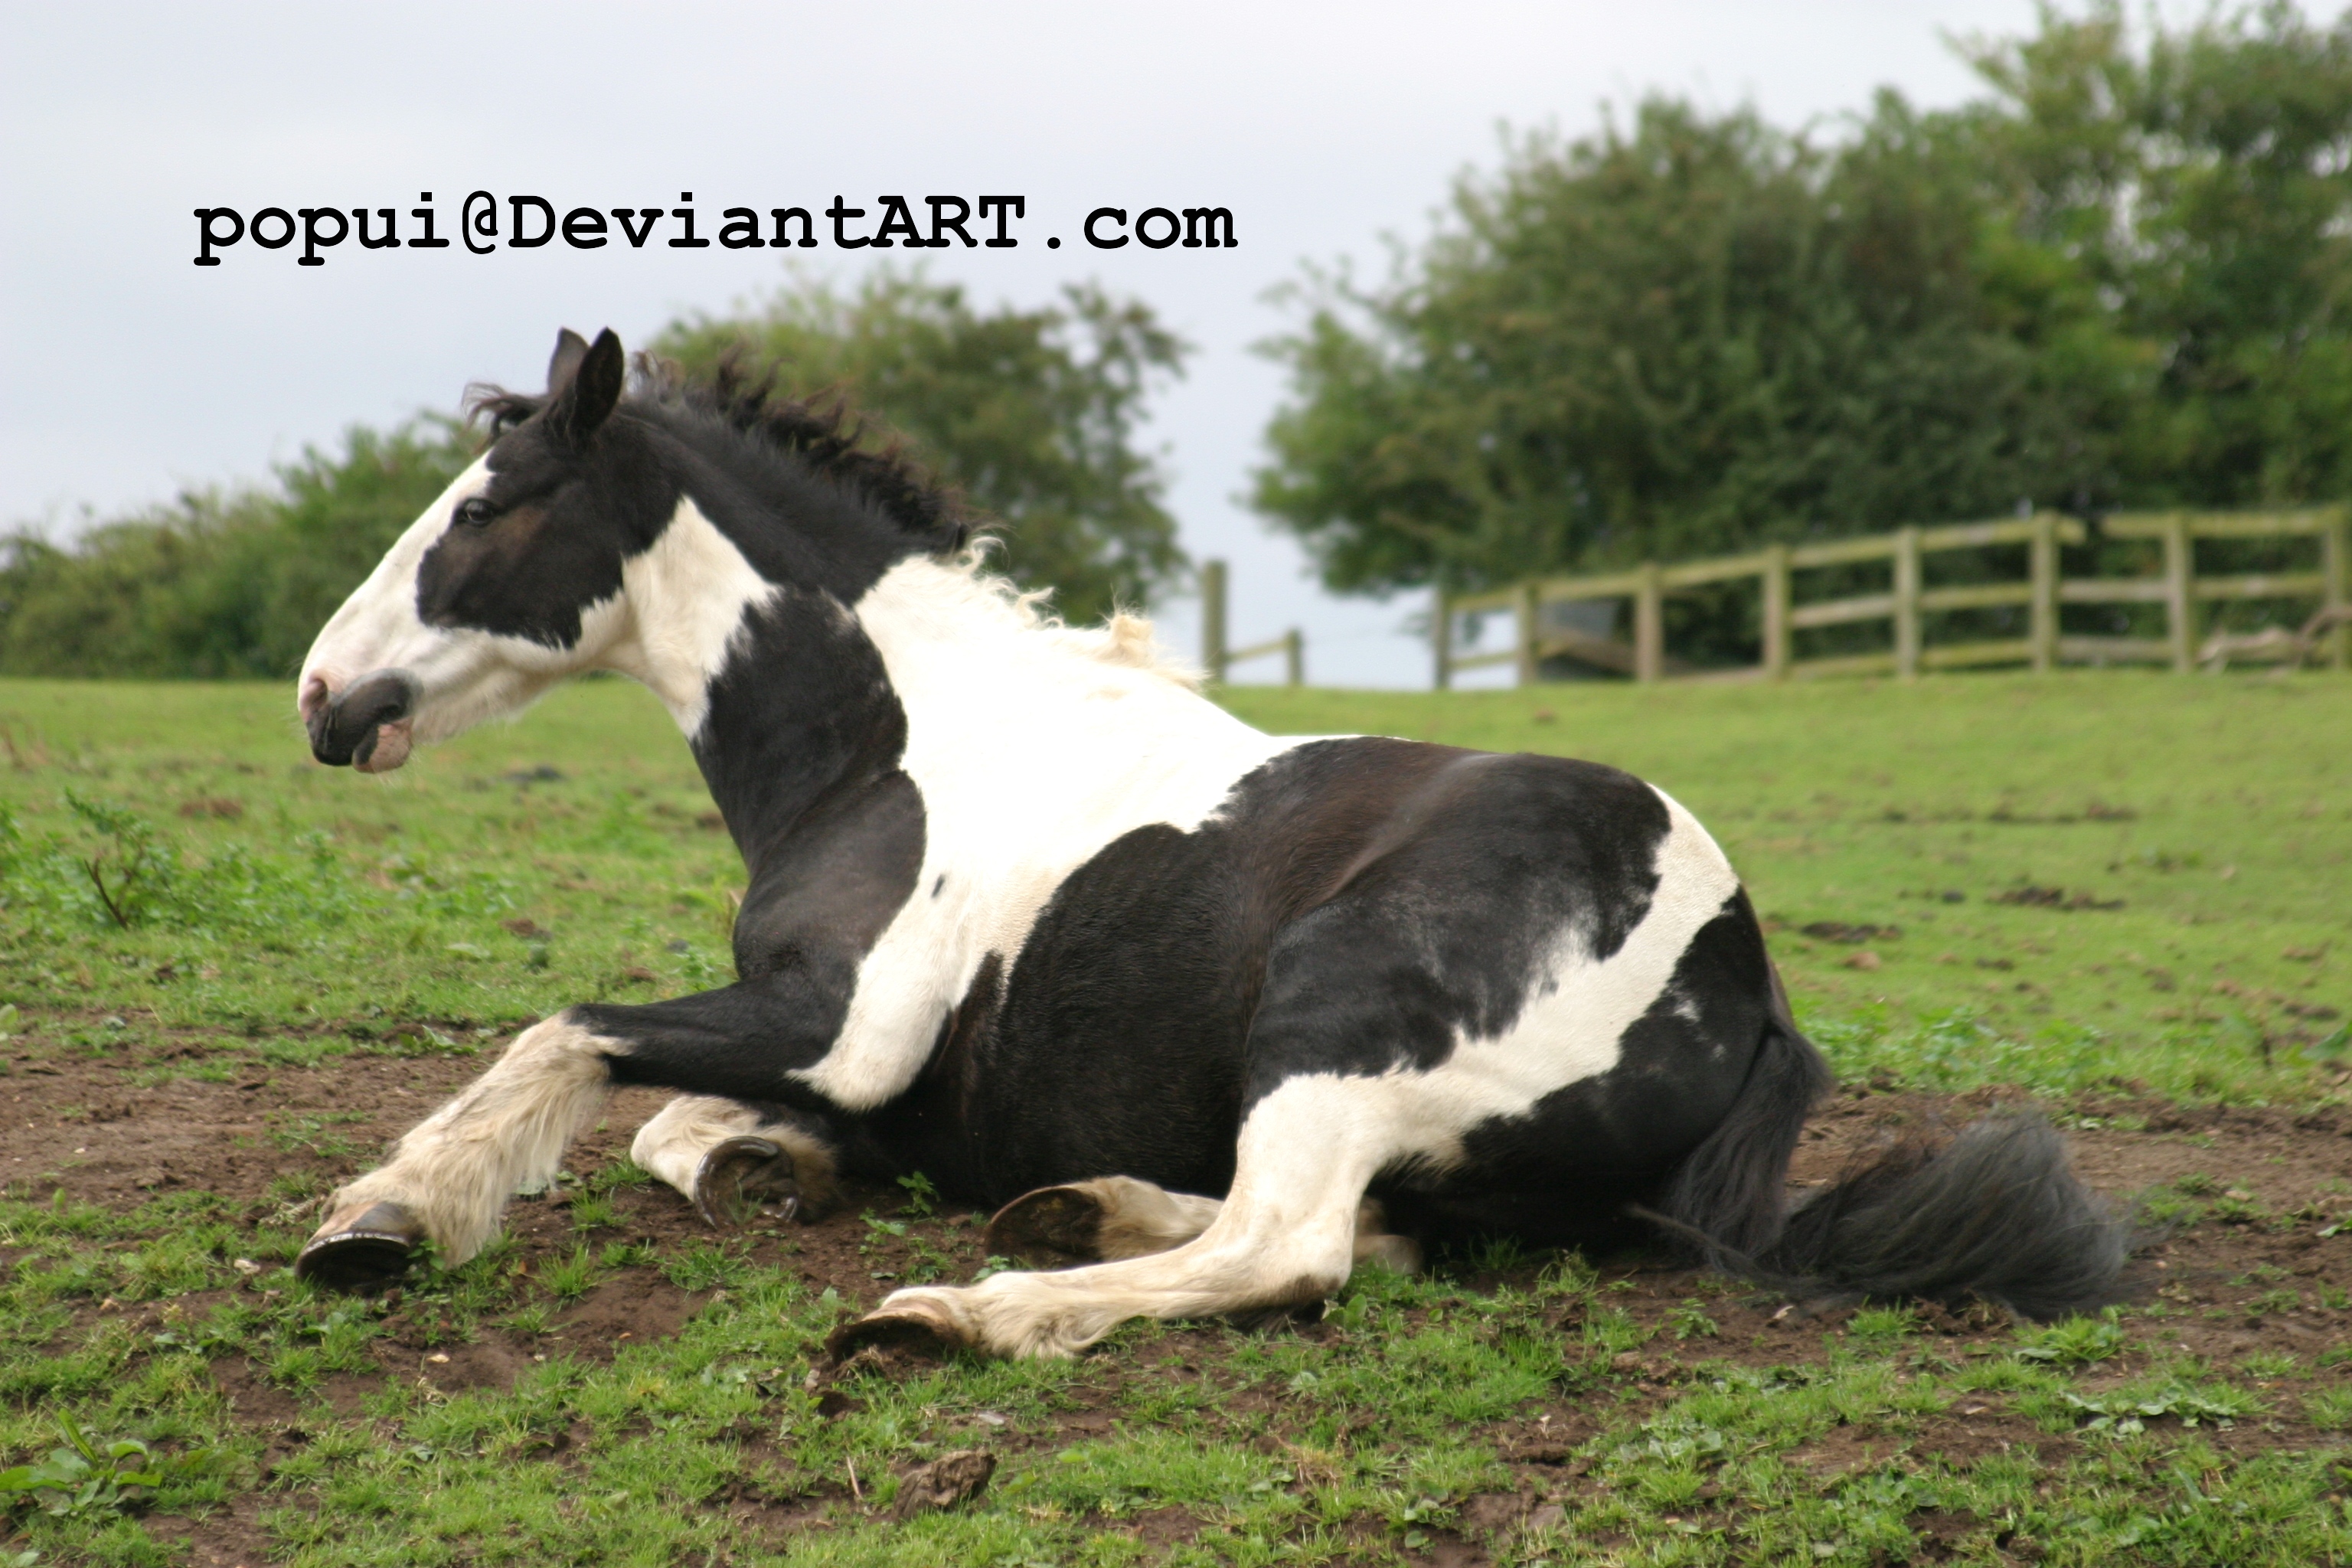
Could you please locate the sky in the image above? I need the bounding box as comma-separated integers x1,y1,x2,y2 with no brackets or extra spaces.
3,0,2109,688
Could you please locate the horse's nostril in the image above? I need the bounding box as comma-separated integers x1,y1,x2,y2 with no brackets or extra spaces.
309,668,421,766
299,675,333,721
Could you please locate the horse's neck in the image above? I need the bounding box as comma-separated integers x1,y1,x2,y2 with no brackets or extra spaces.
852,557,1288,859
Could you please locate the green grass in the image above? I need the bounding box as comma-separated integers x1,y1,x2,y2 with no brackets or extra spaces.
1,671,2344,1099
2,670,2350,1565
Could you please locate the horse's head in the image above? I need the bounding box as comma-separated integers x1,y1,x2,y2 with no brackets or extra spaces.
299,327,665,772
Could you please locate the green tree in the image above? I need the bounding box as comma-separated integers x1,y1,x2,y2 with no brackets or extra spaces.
0,422,473,678
1,273,1189,676
1962,0,2352,509
655,270,1190,623
1254,2,2352,599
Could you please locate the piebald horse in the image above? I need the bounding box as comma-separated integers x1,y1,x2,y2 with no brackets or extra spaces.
294,329,2127,1357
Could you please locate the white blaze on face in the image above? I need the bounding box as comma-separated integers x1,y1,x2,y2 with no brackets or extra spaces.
298,468,777,773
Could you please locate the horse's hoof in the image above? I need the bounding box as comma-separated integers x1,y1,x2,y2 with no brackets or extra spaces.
826,1303,969,1365
295,1202,423,1293
693,1135,801,1227
984,1184,1105,1266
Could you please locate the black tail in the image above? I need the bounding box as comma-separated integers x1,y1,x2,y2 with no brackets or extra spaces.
1651,969,2131,1321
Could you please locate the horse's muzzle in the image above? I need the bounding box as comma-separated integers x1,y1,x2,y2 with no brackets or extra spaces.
307,668,422,769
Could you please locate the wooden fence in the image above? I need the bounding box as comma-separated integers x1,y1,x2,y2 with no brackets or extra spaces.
1199,558,1305,685
1433,508,2351,688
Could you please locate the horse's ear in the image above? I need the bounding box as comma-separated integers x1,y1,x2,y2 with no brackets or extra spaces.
547,328,624,446
546,328,590,393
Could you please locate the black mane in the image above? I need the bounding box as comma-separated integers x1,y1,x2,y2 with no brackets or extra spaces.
465,351,969,552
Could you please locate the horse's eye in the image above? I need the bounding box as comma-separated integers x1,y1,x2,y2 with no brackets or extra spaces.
455,497,497,528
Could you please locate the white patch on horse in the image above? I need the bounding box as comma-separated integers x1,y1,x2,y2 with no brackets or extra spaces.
795,556,1306,1111
600,498,779,737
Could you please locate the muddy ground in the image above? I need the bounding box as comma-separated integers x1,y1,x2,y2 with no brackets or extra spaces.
5,1030,2351,1566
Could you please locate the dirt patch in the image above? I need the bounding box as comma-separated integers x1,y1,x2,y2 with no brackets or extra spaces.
7,1021,2350,1518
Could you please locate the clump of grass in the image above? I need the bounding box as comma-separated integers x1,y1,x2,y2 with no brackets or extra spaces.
2014,1308,2127,1367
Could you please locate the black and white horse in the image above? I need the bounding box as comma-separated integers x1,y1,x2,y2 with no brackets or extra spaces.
294,328,2126,1357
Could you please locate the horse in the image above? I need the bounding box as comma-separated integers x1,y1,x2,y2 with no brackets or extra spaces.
292,327,2128,1358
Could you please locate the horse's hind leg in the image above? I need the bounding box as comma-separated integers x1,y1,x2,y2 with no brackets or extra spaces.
837,1074,1415,1358
988,1178,1420,1273
298,1013,617,1289
629,1094,840,1226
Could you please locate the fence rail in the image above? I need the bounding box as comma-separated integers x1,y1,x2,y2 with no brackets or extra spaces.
1199,559,1305,686
1433,508,2350,688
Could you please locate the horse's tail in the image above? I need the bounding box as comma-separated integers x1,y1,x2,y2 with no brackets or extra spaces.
1646,966,2131,1321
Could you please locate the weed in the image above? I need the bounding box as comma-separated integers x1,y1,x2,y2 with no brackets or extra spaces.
2014,1308,2127,1367
2304,1389,2352,1430
538,1246,601,1302
566,1193,616,1231
1668,1300,1720,1340
0,1413,185,1520
2063,1378,2265,1432
663,1240,743,1292
896,1169,939,1217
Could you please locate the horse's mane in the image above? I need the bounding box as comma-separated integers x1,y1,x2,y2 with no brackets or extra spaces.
465,354,1197,688
466,351,963,547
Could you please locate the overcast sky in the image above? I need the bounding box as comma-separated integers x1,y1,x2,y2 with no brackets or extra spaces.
5,1,2146,687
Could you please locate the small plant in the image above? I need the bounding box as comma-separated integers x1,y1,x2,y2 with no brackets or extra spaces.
539,1246,601,1302
664,1240,742,1292
64,792,172,929
895,1170,939,1218
567,1192,616,1232
2239,1350,2300,1380
2014,1309,2126,1367
2063,1379,2264,1432
1668,1300,1720,1340
2303,1388,2352,1430
0,1413,178,1519
1847,1305,1916,1344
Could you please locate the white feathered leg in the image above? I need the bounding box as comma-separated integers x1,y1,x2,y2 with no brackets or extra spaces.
841,1073,1418,1357
630,1093,840,1223
302,1012,616,1273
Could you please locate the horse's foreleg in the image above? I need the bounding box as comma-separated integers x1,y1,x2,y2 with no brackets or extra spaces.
296,964,877,1291
839,1074,1414,1358
629,1093,841,1226
299,1012,617,1288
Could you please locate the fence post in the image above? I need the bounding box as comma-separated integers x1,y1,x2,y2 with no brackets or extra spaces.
2163,514,2194,672
2029,511,2058,672
1432,589,1452,691
1200,558,1229,684
1634,564,1664,683
1893,525,1922,679
1762,544,1791,679
1283,629,1304,688
1515,580,1541,687
2326,507,2349,671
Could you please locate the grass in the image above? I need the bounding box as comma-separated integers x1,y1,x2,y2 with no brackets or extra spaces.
1,669,2349,1565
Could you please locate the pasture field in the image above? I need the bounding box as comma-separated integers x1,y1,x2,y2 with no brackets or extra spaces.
1,671,2348,1567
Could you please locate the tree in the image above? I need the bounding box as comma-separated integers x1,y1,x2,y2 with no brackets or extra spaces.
1253,2,2352,599
0,422,474,678
655,271,1189,623
0,273,1190,676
